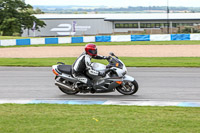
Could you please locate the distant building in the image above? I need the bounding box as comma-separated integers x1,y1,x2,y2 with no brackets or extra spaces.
22,13,200,37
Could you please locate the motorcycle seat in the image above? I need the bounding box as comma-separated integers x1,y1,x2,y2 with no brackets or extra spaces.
57,65,72,75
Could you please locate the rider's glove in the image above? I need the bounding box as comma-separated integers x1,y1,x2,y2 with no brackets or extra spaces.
98,71,106,77
104,56,111,60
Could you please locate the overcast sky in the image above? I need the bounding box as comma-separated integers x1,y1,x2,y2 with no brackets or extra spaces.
25,0,200,7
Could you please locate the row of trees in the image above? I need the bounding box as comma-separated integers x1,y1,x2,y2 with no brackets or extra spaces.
76,6,200,12
0,0,46,36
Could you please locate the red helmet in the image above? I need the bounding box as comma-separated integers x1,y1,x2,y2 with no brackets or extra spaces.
85,43,97,56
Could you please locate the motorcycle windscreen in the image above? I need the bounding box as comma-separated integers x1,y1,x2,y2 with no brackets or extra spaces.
110,58,123,69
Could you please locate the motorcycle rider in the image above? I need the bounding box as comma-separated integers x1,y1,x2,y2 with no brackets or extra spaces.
72,43,110,88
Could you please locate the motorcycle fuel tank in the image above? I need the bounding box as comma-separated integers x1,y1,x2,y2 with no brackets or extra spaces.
92,63,106,72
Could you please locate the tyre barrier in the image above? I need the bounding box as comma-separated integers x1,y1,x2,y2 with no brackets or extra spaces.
1,34,200,46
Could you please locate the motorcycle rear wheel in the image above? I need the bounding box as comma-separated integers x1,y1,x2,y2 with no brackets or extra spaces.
58,87,79,95
56,77,79,95
116,80,138,95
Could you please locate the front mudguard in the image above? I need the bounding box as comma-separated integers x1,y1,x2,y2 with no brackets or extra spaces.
123,75,135,83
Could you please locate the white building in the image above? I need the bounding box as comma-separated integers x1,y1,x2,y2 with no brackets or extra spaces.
22,13,200,37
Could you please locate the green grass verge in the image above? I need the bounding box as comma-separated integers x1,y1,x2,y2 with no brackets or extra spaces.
0,40,200,48
0,104,199,133
0,57,200,67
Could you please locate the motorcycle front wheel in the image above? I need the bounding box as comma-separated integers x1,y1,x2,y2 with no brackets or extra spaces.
116,80,139,95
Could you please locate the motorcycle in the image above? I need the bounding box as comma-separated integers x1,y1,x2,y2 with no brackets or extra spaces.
52,52,138,95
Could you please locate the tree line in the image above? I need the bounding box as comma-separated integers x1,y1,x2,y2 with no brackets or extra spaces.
77,6,200,12
0,0,45,36
37,5,200,13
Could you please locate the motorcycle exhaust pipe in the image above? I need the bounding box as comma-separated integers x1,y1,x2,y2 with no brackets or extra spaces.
55,81,74,91
95,89,115,93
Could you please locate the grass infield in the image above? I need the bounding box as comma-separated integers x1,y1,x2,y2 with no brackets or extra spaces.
0,104,199,133
0,57,200,67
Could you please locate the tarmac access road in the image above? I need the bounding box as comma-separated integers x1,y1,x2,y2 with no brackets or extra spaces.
0,67,200,102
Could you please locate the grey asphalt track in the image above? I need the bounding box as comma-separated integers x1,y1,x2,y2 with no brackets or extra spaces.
0,67,200,102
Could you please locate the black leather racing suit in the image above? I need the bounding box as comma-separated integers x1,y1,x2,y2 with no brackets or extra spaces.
72,52,107,85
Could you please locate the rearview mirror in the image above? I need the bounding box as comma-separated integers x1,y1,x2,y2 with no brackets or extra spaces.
109,52,115,56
